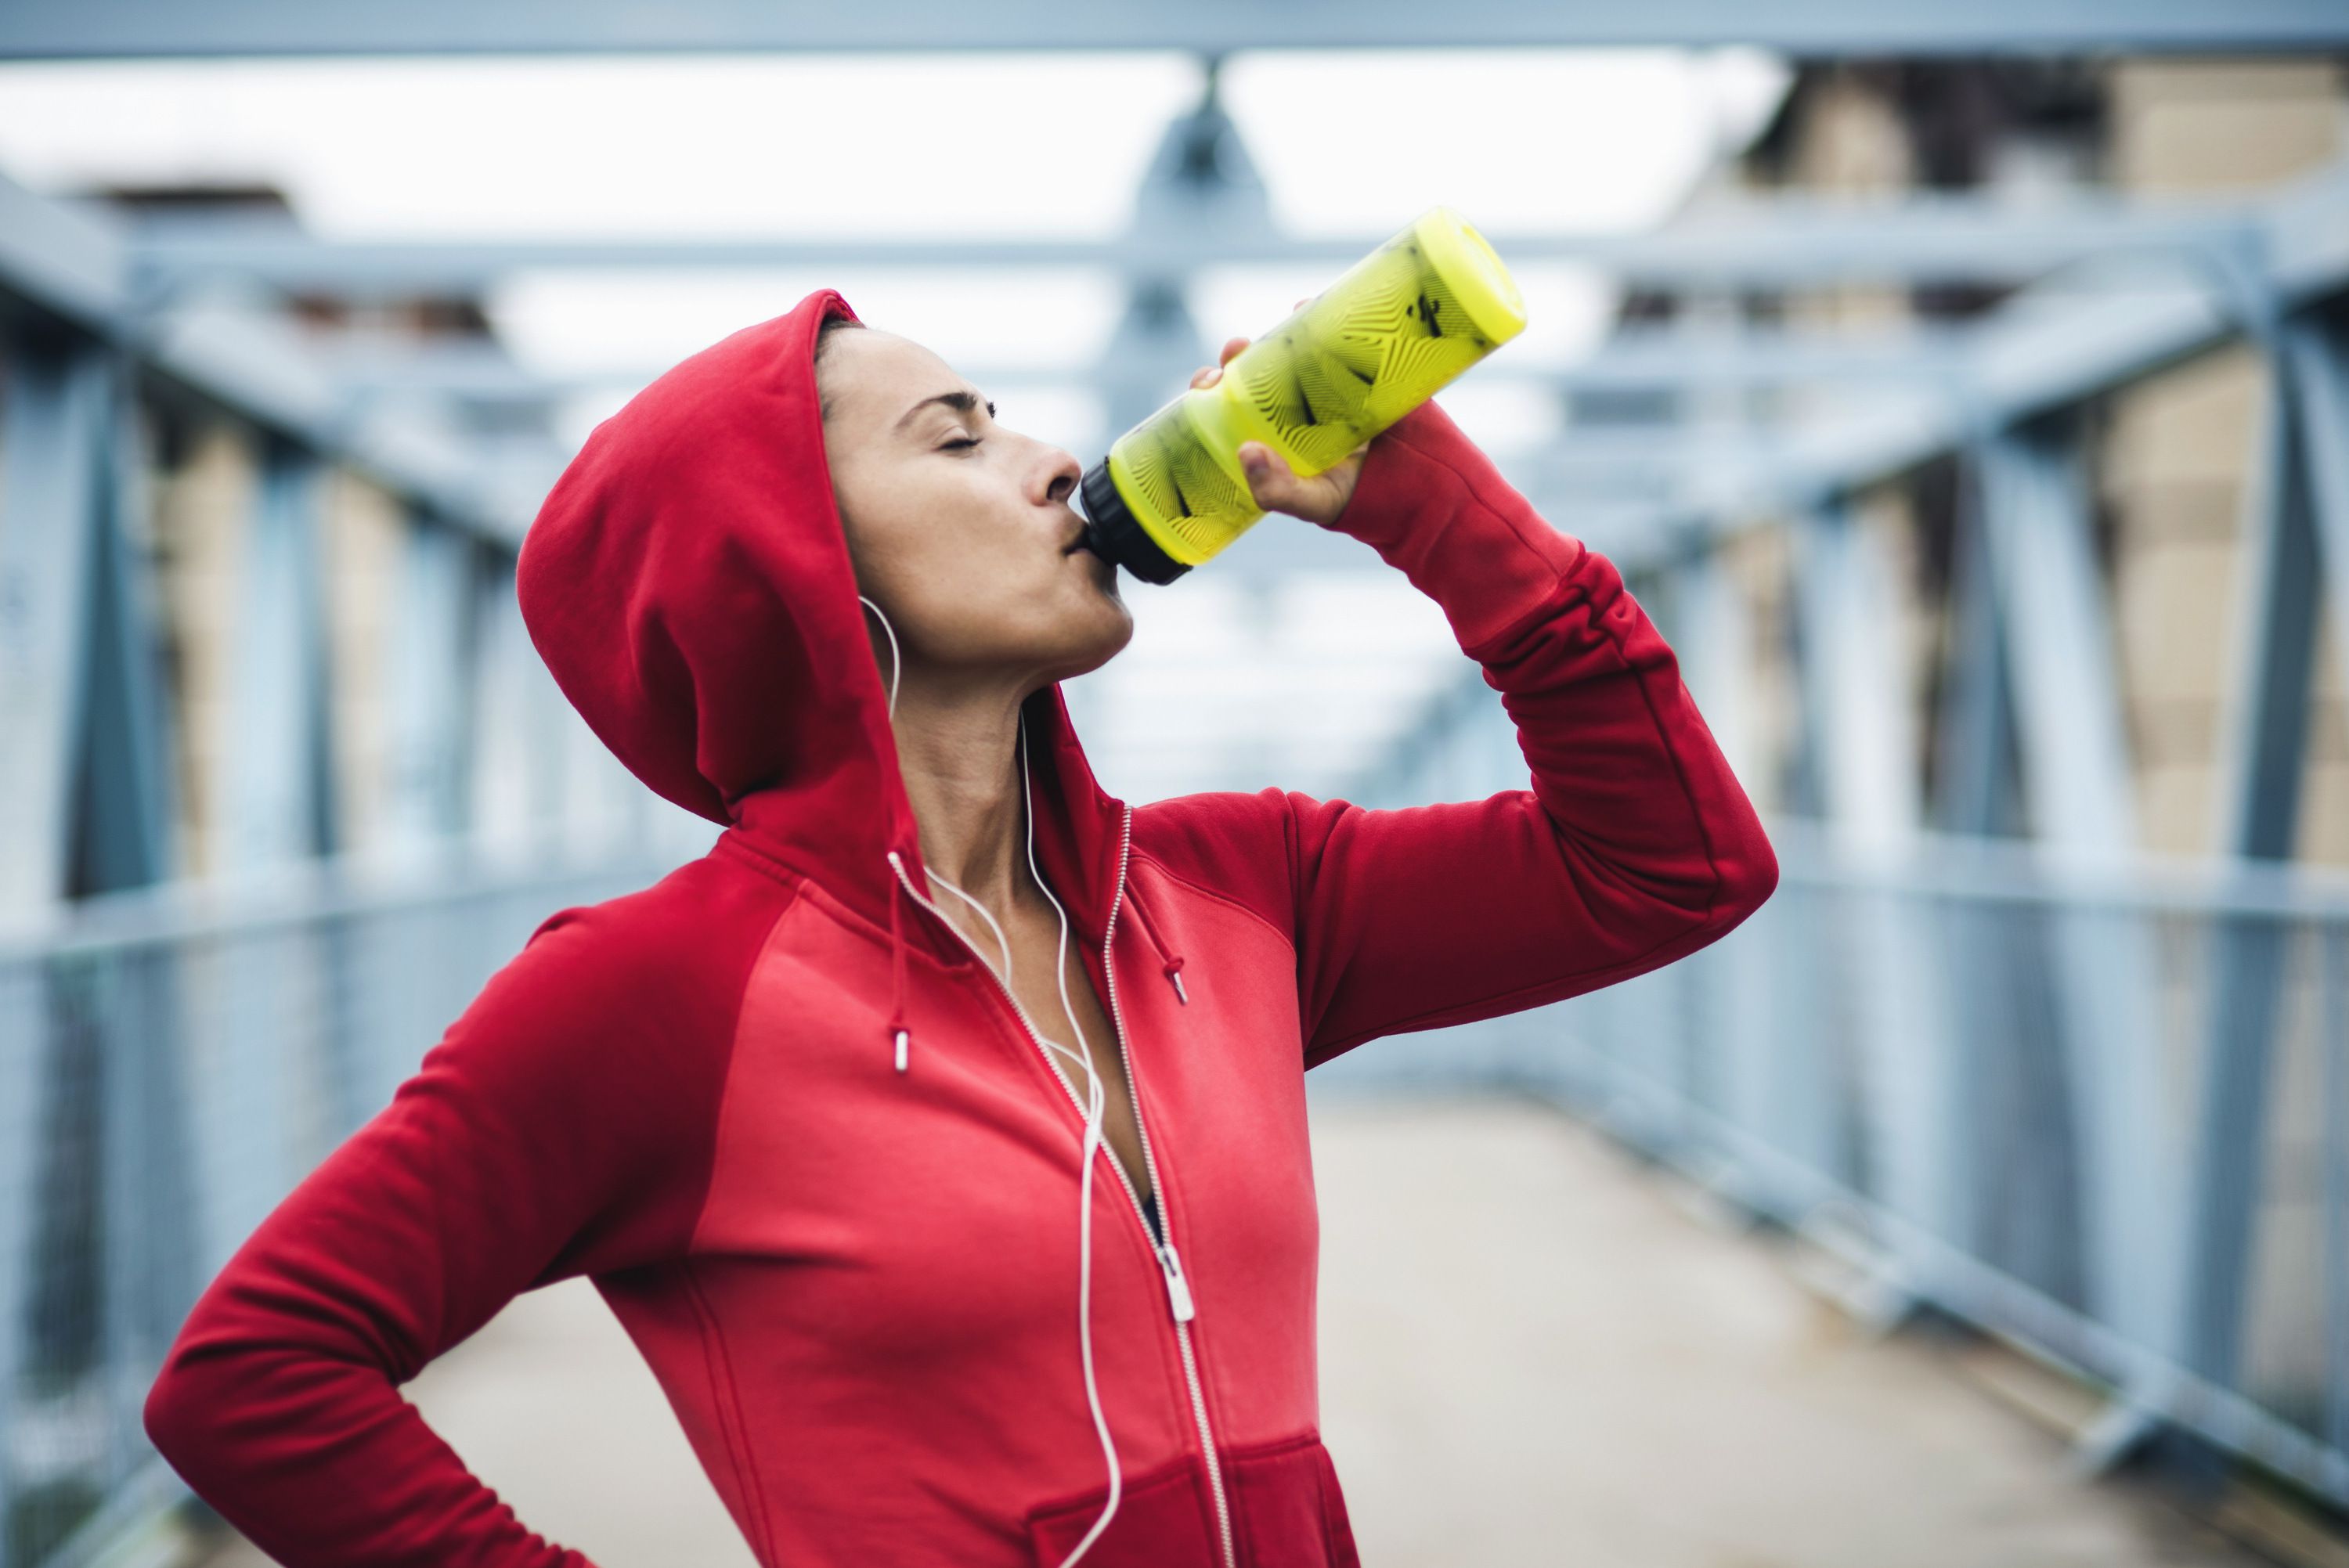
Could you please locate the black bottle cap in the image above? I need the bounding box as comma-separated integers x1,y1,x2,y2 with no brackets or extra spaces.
1079,460,1189,586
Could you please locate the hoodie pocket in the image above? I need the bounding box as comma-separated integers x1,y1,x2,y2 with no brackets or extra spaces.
1024,1450,1221,1566
1023,1433,1358,1568
1221,1432,1359,1568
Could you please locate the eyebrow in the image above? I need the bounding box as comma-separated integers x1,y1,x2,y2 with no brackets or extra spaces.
894,387,996,432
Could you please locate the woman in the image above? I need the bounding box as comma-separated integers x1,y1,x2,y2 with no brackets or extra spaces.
142,287,1777,1567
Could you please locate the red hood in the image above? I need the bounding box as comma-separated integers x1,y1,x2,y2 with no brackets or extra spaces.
515,287,1127,950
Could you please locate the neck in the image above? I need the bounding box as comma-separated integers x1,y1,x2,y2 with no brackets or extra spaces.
887,663,1037,918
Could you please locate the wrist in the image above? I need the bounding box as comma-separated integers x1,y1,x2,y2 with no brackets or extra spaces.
1327,399,1587,651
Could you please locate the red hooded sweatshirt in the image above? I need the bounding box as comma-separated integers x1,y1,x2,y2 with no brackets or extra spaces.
141,287,1777,1567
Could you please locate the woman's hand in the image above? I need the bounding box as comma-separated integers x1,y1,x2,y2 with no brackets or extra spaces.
1189,301,1369,530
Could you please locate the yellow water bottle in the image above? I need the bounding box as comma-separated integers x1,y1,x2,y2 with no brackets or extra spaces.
1077,204,1527,584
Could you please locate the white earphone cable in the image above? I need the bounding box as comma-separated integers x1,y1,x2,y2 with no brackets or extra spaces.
1019,713,1123,1564
860,594,903,723
860,593,1122,1562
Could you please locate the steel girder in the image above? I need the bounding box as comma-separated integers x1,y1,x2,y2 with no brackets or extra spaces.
2176,306,2349,1412
2,0,2346,58
0,170,536,545
120,196,2253,298
0,339,178,916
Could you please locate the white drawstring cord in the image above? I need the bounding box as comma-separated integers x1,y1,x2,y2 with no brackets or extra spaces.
861,593,1122,1561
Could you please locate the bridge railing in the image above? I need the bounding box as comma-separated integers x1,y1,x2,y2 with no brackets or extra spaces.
0,845,686,1568
4,822,2344,1566
1319,816,2349,1516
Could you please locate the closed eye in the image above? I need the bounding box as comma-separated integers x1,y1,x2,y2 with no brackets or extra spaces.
941,437,980,450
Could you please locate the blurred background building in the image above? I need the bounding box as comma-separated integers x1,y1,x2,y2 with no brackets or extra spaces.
1,9,2346,1568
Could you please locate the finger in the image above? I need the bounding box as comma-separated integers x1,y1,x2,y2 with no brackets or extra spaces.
1218,335,1248,366
1190,364,1218,388
1238,442,1292,503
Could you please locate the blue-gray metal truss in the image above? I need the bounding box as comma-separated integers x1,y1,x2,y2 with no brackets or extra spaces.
120,196,2256,299
213,439,336,875
2,0,2345,57
2175,303,2349,1426
0,340,178,917
1971,423,2177,1428
1788,499,1964,1314
1341,160,2349,1515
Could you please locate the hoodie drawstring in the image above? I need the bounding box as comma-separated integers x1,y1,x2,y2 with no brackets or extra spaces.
886,838,1189,1076
1127,885,1190,1006
885,851,911,1072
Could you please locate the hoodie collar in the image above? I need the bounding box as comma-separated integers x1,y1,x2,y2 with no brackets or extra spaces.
515,287,1129,971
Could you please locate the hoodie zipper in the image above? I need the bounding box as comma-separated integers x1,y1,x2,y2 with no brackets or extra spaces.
886,812,1236,1568
1099,803,1236,1568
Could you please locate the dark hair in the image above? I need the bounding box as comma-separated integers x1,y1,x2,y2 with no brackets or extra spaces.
814,313,865,423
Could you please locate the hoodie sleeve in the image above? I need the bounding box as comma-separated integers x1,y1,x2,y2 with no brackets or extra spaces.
1132,395,1778,1070
140,874,775,1566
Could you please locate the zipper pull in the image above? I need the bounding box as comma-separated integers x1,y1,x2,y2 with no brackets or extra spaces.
1156,1240,1198,1323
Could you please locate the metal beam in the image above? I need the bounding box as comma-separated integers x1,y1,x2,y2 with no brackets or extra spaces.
1790,500,1964,1278
124,198,2251,297
212,438,337,875
0,338,110,917
322,330,1976,418
2286,310,2349,727
375,515,478,859
4,0,2345,57
0,169,534,543
1976,424,2174,1372
79,355,182,894
1929,466,2023,839
2178,317,2336,1401
1643,164,2349,561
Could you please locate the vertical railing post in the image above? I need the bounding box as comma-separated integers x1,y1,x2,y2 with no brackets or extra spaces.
0,335,110,1555
1977,422,2176,1403
2178,317,2330,1422
2324,925,2348,1476
215,437,336,874
380,512,480,861
1790,497,1952,1308
1672,550,1777,1205
0,338,109,910
193,437,338,1273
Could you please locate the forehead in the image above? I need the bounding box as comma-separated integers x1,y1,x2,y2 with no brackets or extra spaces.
828,330,962,414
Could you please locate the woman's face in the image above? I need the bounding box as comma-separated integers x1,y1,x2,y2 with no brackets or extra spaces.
819,327,1131,697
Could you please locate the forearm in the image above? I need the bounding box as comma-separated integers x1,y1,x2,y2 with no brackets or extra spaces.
1329,396,1777,926
146,1328,591,1567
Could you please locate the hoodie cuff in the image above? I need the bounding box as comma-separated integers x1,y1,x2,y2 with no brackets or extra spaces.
1328,397,1587,656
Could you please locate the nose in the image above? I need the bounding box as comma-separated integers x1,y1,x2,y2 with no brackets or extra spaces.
1037,445,1081,507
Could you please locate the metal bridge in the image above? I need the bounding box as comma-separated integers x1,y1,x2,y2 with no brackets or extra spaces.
3,6,2349,1565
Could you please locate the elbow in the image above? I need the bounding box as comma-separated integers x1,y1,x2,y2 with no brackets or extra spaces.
1707,821,1780,930
143,1355,209,1474
144,1339,237,1484
143,1368,191,1472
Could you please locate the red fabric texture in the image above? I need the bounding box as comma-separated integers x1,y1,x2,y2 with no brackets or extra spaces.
142,287,1777,1566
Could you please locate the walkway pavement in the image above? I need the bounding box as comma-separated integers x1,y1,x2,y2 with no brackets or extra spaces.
191,1094,2264,1566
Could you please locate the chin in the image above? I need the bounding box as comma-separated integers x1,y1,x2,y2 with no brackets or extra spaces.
1051,598,1135,680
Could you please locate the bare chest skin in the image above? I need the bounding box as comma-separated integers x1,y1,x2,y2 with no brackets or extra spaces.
991,893,1151,1206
